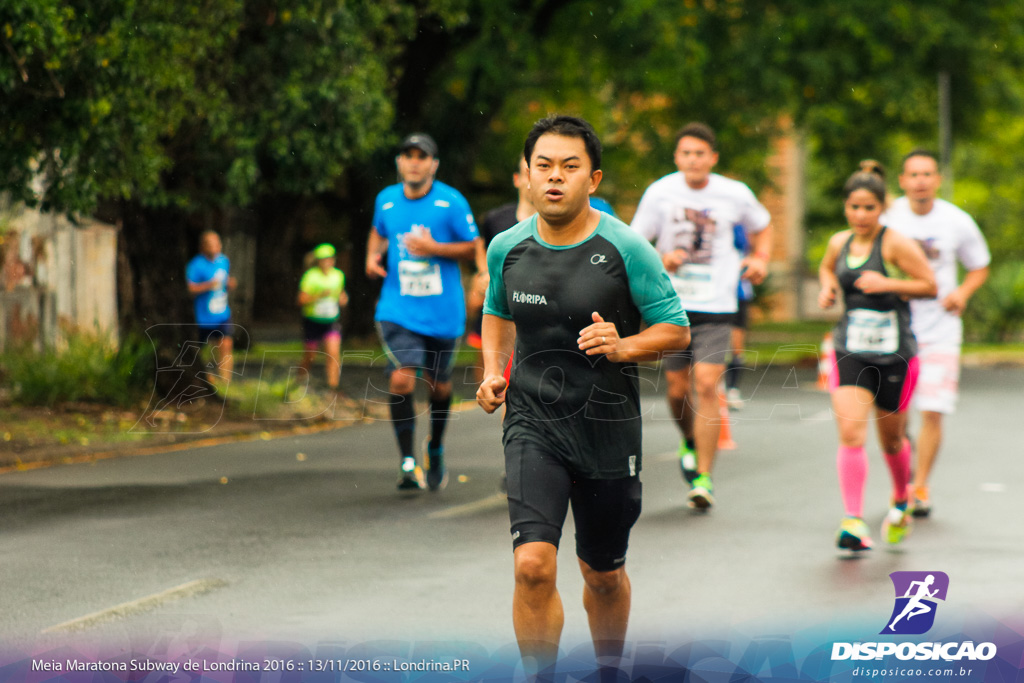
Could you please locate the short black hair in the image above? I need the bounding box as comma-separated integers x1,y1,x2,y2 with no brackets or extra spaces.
674,122,717,150
901,148,939,170
523,115,602,171
843,170,887,204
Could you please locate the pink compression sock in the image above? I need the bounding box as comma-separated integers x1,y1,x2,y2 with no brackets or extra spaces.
837,445,868,518
884,438,912,503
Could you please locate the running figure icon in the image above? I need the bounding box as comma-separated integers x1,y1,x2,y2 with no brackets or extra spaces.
887,574,939,632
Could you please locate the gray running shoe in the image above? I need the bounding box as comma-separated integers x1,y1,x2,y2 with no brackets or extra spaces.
397,456,424,491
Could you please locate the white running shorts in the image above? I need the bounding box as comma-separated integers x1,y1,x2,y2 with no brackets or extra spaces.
913,343,961,414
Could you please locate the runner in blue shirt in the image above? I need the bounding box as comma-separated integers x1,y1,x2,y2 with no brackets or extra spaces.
185,230,236,383
365,133,481,492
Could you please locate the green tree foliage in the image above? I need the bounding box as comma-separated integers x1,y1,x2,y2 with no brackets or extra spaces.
1,0,240,212
0,1,465,213
452,0,1024,218
2,0,1023,339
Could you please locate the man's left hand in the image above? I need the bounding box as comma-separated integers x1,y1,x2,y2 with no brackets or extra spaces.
404,228,437,257
740,254,768,285
942,289,969,315
578,311,623,360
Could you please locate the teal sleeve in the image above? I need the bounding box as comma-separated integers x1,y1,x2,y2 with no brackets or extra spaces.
482,234,513,320
612,225,689,327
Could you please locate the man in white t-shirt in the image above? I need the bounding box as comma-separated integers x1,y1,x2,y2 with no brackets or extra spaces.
631,122,773,509
884,149,990,517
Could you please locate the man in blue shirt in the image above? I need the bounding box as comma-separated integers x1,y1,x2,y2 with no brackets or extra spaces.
185,230,236,383
365,133,481,492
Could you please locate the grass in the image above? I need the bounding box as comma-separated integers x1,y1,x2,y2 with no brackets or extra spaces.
747,321,1024,365
220,376,342,421
1,332,154,407
0,405,151,454
742,320,835,365
3,321,1019,460
248,336,480,367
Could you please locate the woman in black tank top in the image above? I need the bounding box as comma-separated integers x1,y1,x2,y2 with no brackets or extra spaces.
817,170,936,552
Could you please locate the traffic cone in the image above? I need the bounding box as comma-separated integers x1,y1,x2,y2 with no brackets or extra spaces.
817,332,835,391
717,388,737,450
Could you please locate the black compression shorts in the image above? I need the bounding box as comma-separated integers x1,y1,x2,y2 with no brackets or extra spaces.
504,439,642,572
835,352,916,413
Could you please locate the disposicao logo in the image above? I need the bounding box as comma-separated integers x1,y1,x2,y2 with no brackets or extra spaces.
882,571,949,635
831,571,997,663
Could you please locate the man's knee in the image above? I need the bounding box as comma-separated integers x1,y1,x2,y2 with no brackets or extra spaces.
693,369,721,401
514,544,558,589
430,380,453,399
390,368,417,394
581,564,627,596
665,370,690,401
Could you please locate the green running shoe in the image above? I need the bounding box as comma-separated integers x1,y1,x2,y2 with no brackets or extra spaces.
687,473,715,510
679,442,698,484
836,516,873,551
881,504,913,545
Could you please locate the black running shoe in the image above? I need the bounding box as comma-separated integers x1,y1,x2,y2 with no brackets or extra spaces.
426,446,448,492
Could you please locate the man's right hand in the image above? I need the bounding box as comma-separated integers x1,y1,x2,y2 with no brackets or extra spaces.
365,253,387,279
476,375,508,414
662,248,689,271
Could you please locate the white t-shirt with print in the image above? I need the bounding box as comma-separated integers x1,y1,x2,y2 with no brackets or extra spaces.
630,172,771,314
883,197,991,345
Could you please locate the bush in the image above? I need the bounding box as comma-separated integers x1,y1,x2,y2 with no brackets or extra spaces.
963,262,1024,343
0,331,155,407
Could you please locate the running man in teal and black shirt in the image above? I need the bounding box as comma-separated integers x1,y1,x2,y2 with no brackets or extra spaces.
476,116,690,676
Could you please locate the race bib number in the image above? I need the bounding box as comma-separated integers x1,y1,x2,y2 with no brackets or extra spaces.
208,291,228,315
313,297,339,319
846,308,899,354
398,260,443,297
672,263,715,303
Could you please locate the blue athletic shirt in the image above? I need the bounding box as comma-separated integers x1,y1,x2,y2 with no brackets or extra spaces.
373,181,479,339
733,223,754,302
185,253,231,326
590,196,617,217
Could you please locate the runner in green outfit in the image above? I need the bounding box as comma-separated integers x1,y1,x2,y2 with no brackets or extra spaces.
297,243,348,391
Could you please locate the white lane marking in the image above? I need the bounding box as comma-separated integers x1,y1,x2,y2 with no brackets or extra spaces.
40,578,228,634
428,492,507,519
979,483,1006,493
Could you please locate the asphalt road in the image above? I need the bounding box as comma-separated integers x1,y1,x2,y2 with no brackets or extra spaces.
1,365,1021,667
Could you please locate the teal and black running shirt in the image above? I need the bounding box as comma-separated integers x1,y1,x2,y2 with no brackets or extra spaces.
484,213,689,479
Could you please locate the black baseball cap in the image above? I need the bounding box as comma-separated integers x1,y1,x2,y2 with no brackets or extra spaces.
398,133,438,157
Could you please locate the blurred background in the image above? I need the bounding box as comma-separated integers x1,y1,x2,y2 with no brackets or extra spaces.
2,0,1023,422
